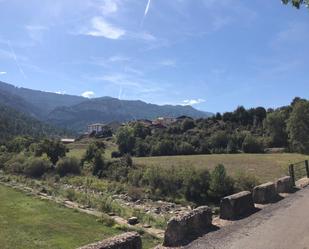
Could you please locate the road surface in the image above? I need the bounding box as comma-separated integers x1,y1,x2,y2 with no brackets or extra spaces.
186,187,309,249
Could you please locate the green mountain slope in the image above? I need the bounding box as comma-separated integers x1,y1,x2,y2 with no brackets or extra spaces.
0,103,66,143
0,81,85,117
47,97,212,131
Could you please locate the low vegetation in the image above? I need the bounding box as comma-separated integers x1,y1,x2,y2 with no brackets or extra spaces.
0,184,159,249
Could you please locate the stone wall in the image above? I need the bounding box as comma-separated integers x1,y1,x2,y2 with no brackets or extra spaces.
163,206,212,247
253,182,278,204
77,232,142,249
220,191,255,220
276,176,293,193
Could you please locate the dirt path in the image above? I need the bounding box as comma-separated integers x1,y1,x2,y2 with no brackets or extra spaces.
0,180,164,239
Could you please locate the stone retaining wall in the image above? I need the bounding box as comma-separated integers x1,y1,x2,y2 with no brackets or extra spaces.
253,182,278,204
276,176,293,193
220,191,255,220
77,232,142,249
163,206,212,247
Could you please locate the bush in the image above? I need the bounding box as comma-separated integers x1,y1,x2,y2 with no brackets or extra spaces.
4,154,27,174
23,157,50,178
56,157,81,177
176,142,195,155
183,168,210,203
234,171,260,192
209,131,229,152
242,135,264,153
0,152,11,169
209,164,234,200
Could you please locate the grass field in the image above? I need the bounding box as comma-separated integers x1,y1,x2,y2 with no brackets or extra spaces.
134,153,309,182
67,139,117,160
0,184,159,249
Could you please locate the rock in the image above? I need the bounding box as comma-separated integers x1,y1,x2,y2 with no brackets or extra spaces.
163,206,212,247
108,212,116,216
128,217,138,225
143,224,151,228
220,191,255,220
276,176,293,193
78,232,142,249
253,182,278,204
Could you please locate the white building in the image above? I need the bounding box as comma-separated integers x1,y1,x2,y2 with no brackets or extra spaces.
87,123,105,134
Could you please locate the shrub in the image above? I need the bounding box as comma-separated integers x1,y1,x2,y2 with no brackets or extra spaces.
209,131,229,152
183,168,210,203
0,151,11,169
176,142,195,155
234,171,260,192
23,157,50,178
242,135,264,153
209,164,234,200
4,154,27,174
56,157,81,177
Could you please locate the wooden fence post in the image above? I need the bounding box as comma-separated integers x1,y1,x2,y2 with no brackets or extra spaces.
305,160,309,178
289,164,295,186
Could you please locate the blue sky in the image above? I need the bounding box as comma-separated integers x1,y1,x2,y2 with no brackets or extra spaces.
0,0,308,113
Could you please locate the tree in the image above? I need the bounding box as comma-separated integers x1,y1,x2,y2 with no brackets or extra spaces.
116,126,136,155
282,0,309,8
82,142,104,164
209,131,229,152
133,123,151,139
287,101,309,154
242,135,264,153
181,119,195,132
209,164,234,200
264,110,288,147
37,139,67,165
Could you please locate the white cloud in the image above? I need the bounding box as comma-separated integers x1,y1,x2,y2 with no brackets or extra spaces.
0,71,7,75
82,91,95,98
101,0,118,15
181,98,205,106
85,17,125,39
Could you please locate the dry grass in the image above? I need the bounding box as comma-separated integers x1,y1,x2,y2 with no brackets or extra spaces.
134,153,309,182
67,138,117,160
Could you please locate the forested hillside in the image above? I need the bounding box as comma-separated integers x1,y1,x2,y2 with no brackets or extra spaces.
0,103,66,144
47,97,211,131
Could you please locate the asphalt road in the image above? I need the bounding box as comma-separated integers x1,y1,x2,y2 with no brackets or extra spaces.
186,187,309,249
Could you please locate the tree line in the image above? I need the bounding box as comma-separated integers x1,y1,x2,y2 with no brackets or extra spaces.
115,97,309,156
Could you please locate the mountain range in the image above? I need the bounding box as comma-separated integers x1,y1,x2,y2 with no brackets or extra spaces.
0,81,212,132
